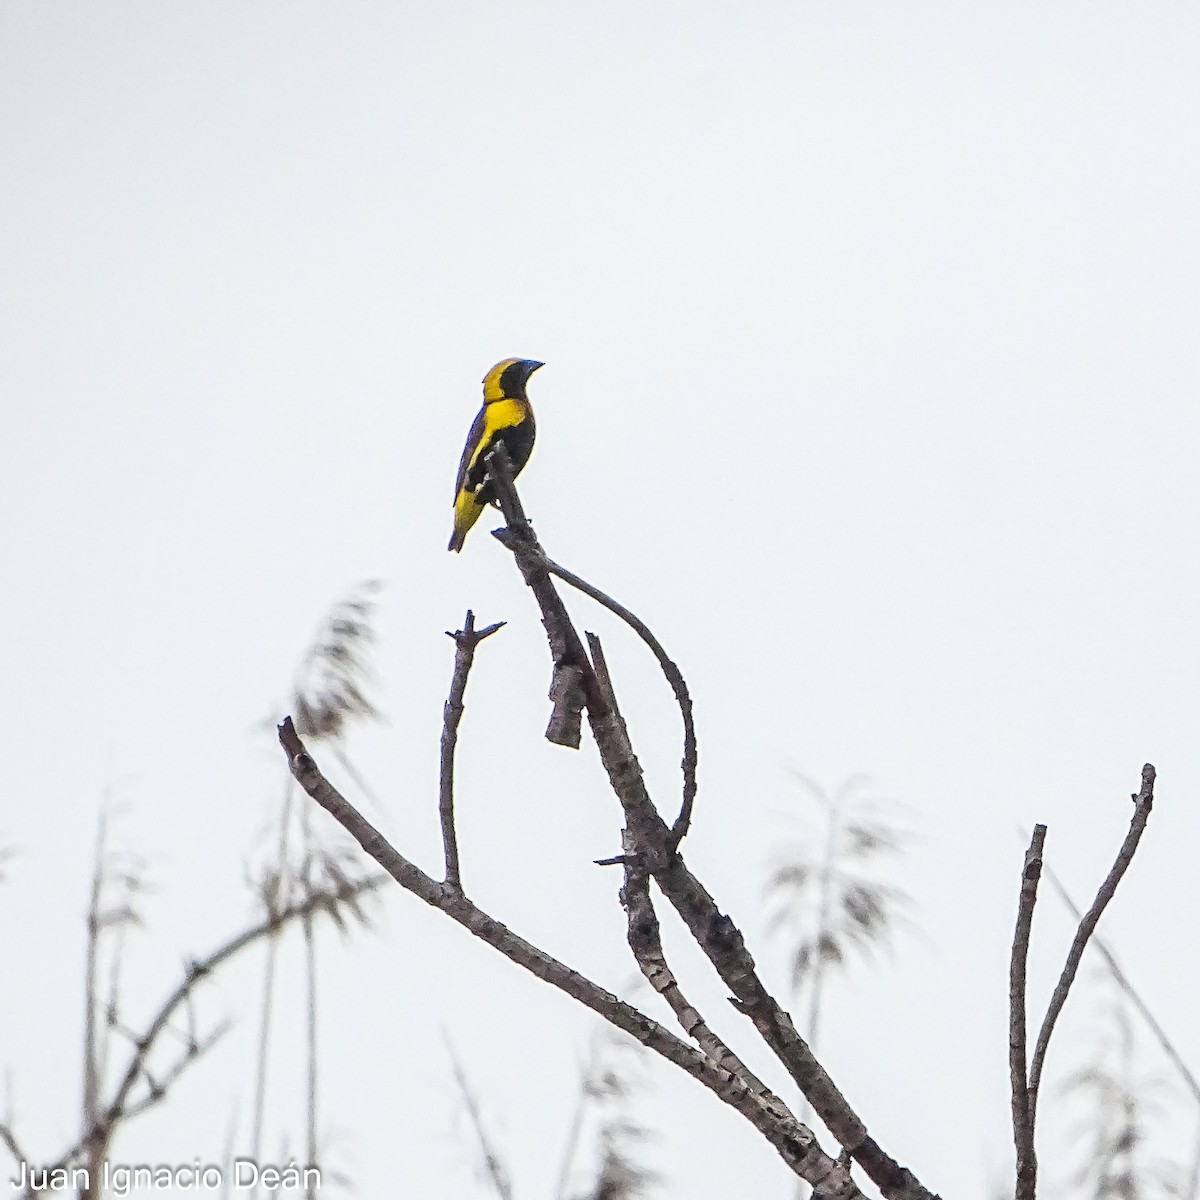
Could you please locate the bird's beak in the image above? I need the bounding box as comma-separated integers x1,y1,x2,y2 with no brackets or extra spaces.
524,360,545,378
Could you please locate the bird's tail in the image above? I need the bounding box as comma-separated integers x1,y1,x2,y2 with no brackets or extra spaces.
448,490,484,552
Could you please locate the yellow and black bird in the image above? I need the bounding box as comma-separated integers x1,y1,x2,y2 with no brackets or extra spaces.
448,358,543,552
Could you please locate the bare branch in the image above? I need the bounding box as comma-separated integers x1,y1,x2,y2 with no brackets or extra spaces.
547,556,697,847
440,609,505,892
445,1038,513,1200
488,437,698,842
597,638,765,1095
1027,763,1156,1126
277,717,863,1197
621,853,769,1096
1009,824,1045,1200
482,446,939,1200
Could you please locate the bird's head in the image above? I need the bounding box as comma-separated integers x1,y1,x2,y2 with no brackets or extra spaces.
483,358,544,402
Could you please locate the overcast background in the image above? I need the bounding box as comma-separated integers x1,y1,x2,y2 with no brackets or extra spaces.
3,3,1199,1198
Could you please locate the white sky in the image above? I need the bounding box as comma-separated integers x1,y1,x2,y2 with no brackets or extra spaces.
3,3,1199,1198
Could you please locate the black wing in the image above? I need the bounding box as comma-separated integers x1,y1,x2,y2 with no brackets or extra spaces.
452,405,488,499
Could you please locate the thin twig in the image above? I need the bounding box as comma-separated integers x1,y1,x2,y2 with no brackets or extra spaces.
252,772,295,1189
1187,1112,1200,1200
82,812,105,1153
331,745,385,815
440,610,506,892
277,718,862,1196
98,863,132,1128
1010,824,1045,1200
14,1023,230,1200
121,1021,231,1118
0,1121,27,1169
219,1105,240,1200
14,873,388,1199
1027,763,1156,1128
1039,856,1200,1106
0,1072,27,1183
553,1059,591,1200
303,909,319,1200
445,1038,513,1200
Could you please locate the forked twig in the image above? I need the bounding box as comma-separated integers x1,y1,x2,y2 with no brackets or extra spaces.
1005,764,1158,1200
440,609,506,892
1026,764,1156,1125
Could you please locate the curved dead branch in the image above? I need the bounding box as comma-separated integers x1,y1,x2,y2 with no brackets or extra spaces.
542,555,697,847
1027,764,1156,1123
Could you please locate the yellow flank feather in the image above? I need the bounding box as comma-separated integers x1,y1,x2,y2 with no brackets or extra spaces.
448,358,542,552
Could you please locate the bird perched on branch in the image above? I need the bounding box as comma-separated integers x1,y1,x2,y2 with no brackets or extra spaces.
448,358,543,552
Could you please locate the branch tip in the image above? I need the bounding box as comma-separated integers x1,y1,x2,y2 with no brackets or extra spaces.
1024,763,1158,1156
277,716,304,759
